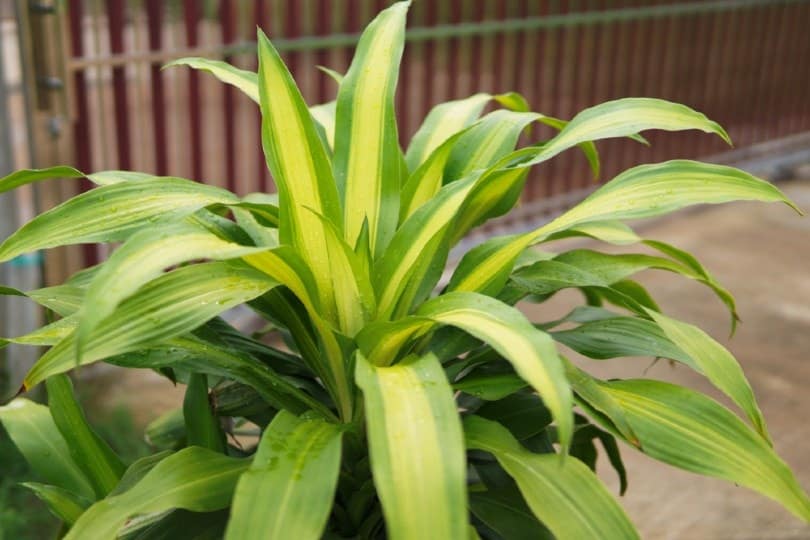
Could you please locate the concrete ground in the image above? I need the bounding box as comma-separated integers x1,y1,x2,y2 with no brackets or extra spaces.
87,178,810,539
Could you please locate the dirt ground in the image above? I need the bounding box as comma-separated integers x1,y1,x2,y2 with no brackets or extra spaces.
88,177,810,539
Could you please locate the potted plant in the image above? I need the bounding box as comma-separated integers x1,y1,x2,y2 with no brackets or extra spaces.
1,2,807,538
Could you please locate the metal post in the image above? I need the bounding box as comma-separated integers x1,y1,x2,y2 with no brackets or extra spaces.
0,13,41,397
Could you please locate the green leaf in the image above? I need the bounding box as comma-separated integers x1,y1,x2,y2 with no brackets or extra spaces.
22,482,91,526
356,351,468,540
25,283,85,316
449,160,799,296
65,447,249,539
183,373,226,453
406,93,491,171
593,379,810,521
46,374,126,497
2,316,77,347
257,30,342,320
0,178,239,263
454,373,527,401
164,58,259,102
551,316,692,364
0,166,84,193
505,97,731,171
562,360,639,448
444,110,540,182
111,451,174,496
464,415,640,539
647,310,770,443
400,128,475,222
225,411,343,540
77,221,264,355
109,334,335,421
333,1,409,256
475,392,551,441
376,176,476,320
360,292,573,452
244,250,353,419
468,489,552,540
0,398,94,499
24,261,279,389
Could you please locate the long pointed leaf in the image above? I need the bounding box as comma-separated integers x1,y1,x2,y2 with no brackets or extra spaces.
65,447,249,539
0,398,94,499
0,178,238,262
46,374,126,498
225,411,343,540
464,415,639,539
647,310,770,442
333,1,409,256
22,483,91,526
164,58,258,102
449,160,799,295
24,261,278,389
593,379,810,521
77,221,264,354
356,352,467,540
257,30,342,318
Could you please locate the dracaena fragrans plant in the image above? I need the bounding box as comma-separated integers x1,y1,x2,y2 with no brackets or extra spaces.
0,2,808,538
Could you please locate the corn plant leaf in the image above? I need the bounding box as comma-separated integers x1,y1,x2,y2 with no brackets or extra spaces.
453,373,527,401
22,482,91,526
24,283,85,316
23,261,279,389
400,128,476,222
449,160,799,296
109,334,336,421
183,373,226,452
376,176,476,320
225,411,343,540
464,415,640,540
164,57,259,102
562,360,639,448
77,221,264,355
593,379,810,521
468,489,552,540
333,1,408,256
244,250,353,418
647,310,770,443
0,166,85,193
0,398,95,499
551,316,692,364
111,451,174,496
46,375,126,498
257,30,342,318
405,93,492,170
501,97,730,171
444,110,541,182
0,178,239,263
3,315,77,347
360,292,573,451
356,351,468,540
65,447,250,540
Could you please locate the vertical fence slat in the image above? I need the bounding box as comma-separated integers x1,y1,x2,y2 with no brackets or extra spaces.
68,0,97,267
254,0,271,192
145,0,168,175
107,0,131,171
183,0,203,181
220,0,237,192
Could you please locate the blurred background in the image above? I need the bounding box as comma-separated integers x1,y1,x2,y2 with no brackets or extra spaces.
1,1,809,538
